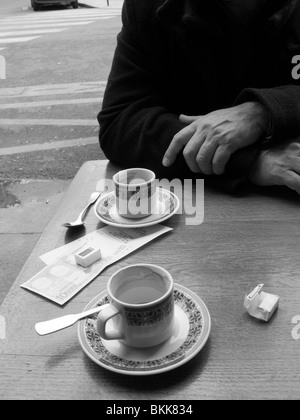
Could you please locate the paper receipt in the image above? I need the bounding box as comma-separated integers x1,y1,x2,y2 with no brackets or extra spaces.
21,225,172,305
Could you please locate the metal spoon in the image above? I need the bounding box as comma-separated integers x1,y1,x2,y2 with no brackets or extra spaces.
62,191,101,228
35,304,109,336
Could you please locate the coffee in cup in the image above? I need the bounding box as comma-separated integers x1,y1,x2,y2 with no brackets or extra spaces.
97,264,174,348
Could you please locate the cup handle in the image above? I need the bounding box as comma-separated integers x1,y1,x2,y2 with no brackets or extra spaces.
96,305,124,340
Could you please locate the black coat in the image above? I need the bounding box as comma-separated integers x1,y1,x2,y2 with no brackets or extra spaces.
98,0,300,191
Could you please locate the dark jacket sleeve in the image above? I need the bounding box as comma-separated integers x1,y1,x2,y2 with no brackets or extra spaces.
98,0,300,192
98,0,188,179
235,85,300,142
228,84,300,190
98,1,252,189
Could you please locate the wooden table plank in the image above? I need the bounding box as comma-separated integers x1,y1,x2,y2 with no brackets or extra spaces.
0,160,299,400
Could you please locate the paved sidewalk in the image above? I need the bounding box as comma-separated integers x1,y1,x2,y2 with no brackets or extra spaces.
0,179,71,306
0,0,124,307
0,0,124,306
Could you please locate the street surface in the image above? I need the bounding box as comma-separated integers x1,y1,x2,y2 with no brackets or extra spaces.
0,0,122,180
0,0,123,303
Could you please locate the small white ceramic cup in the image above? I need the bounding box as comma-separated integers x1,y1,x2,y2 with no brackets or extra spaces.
113,168,157,218
97,264,175,348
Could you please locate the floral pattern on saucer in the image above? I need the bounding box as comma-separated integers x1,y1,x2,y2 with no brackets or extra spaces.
79,284,211,374
94,188,180,228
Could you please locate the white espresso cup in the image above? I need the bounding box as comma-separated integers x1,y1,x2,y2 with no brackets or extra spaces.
113,168,157,218
97,264,175,348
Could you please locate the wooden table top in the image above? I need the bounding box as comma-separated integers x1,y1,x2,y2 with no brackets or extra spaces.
0,160,299,400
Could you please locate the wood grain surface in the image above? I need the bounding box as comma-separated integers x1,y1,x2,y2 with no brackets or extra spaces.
0,160,299,400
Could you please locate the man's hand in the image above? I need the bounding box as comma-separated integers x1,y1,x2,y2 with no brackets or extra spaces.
162,102,269,175
249,140,300,195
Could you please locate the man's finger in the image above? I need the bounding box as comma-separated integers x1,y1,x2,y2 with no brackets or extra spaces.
182,132,206,173
179,114,202,124
292,156,300,173
212,145,232,175
162,125,195,167
281,170,300,194
195,131,219,175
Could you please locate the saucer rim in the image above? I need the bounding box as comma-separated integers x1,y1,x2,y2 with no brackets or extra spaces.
78,283,211,376
93,187,180,228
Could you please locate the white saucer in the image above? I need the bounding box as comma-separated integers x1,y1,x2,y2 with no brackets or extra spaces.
78,284,211,376
93,188,180,228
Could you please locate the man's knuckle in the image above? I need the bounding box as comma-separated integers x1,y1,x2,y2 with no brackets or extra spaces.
196,154,206,165
216,131,228,142
183,147,193,158
289,142,300,154
206,135,217,146
211,126,222,136
211,130,230,145
173,132,182,142
201,122,210,130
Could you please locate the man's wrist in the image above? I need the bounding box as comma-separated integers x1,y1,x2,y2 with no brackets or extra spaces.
251,101,271,138
248,149,277,187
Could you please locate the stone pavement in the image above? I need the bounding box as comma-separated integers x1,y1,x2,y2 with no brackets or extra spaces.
0,179,70,305
0,0,124,305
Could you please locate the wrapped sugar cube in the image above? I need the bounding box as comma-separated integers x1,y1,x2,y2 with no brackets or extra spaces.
75,247,102,268
244,284,279,322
